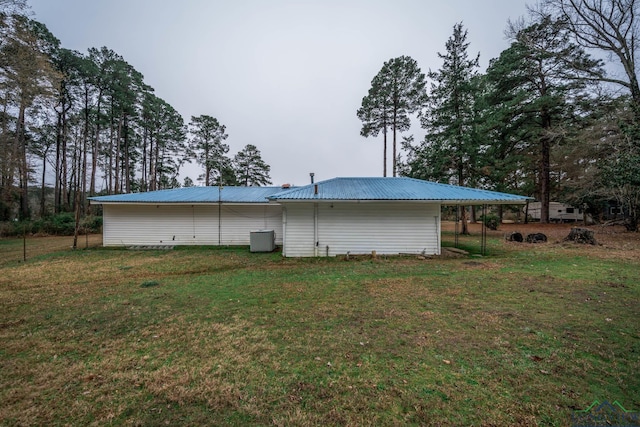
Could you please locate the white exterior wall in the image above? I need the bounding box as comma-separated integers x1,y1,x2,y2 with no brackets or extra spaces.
102,204,282,246
281,203,315,257
281,202,441,257
220,205,283,245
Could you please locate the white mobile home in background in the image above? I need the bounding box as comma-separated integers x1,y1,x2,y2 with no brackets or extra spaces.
526,201,587,222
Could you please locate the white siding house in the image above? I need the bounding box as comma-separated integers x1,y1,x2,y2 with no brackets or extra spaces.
102,203,282,246
91,187,284,247
280,202,440,257
269,177,530,257
281,203,315,257
91,178,530,256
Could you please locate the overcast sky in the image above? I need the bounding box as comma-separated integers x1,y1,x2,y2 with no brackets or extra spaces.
28,0,530,187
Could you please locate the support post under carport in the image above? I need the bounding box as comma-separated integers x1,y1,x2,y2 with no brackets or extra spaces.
481,204,487,256
454,204,459,248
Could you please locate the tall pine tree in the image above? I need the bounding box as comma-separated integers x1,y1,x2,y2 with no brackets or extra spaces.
409,23,480,234
234,144,271,187
187,115,229,186
486,15,602,222
357,56,426,177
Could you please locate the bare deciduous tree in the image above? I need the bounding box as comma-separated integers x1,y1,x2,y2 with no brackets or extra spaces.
0,0,27,15
543,0,640,106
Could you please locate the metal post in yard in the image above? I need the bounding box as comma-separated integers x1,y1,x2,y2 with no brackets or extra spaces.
455,204,459,248
481,204,487,256
23,222,26,262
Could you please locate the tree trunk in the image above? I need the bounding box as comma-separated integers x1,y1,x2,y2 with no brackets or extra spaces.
205,144,211,185
141,126,147,192
114,116,122,194
392,107,397,177
90,90,102,200
40,149,47,218
152,134,159,191
81,88,89,217
458,159,469,234
107,116,114,194
0,98,13,220
72,150,82,249
123,113,130,193
622,52,640,128
382,124,388,177
68,141,77,211
54,111,62,213
539,128,551,224
61,112,69,211
17,103,29,220
459,206,469,235
149,134,156,191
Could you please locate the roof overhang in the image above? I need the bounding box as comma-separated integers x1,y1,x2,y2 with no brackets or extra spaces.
88,179,532,206
271,198,530,205
268,177,532,204
91,201,274,206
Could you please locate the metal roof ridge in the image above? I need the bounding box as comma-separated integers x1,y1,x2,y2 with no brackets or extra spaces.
267,176,531,202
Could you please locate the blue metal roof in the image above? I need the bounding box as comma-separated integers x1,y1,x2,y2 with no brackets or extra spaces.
89,186,285,204
89,178,530,205
269,177,530,204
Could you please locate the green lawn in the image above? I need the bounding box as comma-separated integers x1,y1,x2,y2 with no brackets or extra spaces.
0,232,638,426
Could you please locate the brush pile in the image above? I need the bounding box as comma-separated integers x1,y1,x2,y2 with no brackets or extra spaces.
564,227,597,245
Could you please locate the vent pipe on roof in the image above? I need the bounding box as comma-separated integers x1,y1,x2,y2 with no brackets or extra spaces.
310,172,315,184
314,184,318,195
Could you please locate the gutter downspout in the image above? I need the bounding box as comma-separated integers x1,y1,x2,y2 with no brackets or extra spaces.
314,202,318,257
313,183,319,257
435,214,440,255
282,206,287,257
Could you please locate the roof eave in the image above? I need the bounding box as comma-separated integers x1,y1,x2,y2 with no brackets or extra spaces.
270,198,530,204
440,199,531,205
90,200,273,205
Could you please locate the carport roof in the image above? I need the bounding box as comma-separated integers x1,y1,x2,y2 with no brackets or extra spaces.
269,177,531,204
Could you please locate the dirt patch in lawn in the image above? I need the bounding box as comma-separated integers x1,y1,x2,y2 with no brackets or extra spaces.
442,220,640,259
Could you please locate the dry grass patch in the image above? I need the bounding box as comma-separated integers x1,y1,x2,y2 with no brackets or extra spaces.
0,234,103,264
